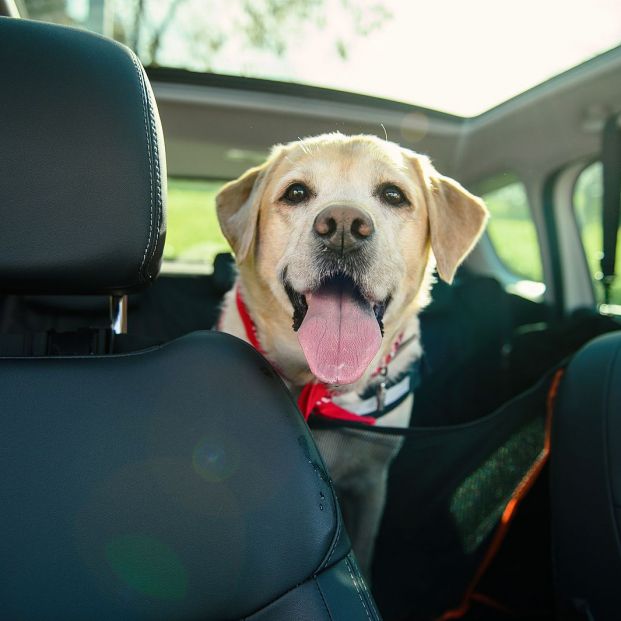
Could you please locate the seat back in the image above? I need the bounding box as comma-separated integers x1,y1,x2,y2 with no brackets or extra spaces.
0,16,379,620
551,331,621,619
1,331,374,619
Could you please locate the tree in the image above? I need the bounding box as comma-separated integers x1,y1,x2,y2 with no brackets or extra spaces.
113,0,392,69
21,0,392,72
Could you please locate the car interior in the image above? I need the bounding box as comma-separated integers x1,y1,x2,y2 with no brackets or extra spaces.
1,1,621,620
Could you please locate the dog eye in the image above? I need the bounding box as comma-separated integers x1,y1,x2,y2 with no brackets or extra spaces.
379,184,408,207
282,183,311,205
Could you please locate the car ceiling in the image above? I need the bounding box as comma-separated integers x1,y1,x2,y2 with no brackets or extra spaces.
151,47,621,187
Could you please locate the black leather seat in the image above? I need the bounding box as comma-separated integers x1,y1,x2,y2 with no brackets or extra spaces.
0,16,380,620
551,331,621,620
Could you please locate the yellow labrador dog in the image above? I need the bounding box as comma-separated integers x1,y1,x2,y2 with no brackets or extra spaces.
216,133,488,576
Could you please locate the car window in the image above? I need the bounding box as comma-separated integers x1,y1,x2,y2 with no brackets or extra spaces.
164,178,230,268
476,174,543,282
573,161,621,307
21,0,621,118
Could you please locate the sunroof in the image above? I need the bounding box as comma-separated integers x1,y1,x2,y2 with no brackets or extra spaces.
21,0,621,117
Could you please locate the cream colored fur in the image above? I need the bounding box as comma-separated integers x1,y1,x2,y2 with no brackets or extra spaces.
216,133,488,577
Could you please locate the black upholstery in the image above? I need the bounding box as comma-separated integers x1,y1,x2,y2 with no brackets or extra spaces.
0,332,378,619
551,331,621,619
0,16,379,620
0,17,166,295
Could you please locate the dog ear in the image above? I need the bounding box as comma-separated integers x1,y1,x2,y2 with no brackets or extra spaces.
410,156,489,283
216,162,270,264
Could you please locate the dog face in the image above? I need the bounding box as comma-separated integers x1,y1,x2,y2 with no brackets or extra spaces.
217,133,488,385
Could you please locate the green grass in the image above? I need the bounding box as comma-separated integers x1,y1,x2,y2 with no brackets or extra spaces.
487,218,543,282
481,178,544,283
163,178,230,265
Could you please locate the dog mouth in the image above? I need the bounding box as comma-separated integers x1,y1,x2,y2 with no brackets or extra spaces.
283,272,390,385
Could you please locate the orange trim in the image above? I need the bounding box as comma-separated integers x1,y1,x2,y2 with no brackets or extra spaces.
436,369,565,621
470,592,515,615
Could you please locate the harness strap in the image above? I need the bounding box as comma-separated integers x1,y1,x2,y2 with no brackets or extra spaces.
341,372,413,416
299,382,376,425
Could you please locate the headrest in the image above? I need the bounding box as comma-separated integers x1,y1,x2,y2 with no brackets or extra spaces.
0,17,167,295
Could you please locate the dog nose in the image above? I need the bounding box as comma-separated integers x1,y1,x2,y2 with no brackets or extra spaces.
313,205,374,253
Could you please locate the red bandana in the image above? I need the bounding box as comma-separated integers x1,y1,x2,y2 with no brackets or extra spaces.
234,287,402,425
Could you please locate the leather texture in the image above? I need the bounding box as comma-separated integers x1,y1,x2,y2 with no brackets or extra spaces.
551,331,621,619
0,331,380,620
248,553,381,620
0,17,166,295
0,16,380,620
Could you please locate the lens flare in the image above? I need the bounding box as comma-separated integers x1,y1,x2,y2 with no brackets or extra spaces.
104,534,187,601
400,111,429,143
192,435,240,482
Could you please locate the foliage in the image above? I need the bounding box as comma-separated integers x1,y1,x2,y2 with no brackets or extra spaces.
115,0,391,69
164,178,230,266
22,0,392,69
487,218,543,282
482,180,544,282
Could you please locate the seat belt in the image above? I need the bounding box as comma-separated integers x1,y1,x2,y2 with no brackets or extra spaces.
600,113,621,306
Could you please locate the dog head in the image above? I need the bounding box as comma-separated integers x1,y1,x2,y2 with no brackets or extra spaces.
217,133,488,385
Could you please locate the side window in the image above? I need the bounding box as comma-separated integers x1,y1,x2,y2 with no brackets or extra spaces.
573,162,621,306
476,174,543,282
164,178,230,267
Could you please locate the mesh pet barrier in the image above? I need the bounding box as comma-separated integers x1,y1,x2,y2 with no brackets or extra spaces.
311,368,562,621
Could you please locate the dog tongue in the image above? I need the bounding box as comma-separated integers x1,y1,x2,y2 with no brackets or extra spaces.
297,279,382,385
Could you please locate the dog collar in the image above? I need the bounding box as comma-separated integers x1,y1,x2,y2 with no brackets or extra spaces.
233,286,416,425
235,286,263,352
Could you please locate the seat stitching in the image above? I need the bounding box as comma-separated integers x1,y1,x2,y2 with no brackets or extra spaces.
324,504,342,567
345,556,372,621
142,75,162,275
350,555,376,613
240,573,332,619
129,52,154,280
314,577,334,620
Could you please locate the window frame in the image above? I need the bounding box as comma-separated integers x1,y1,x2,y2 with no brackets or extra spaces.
570,158,615,310
545,157,600,314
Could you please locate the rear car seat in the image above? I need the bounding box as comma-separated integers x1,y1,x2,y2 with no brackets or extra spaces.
0,16,379,620
551,331,621,619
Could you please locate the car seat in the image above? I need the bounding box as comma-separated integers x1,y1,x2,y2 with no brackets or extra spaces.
551,331,621,620
0,16,380,620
